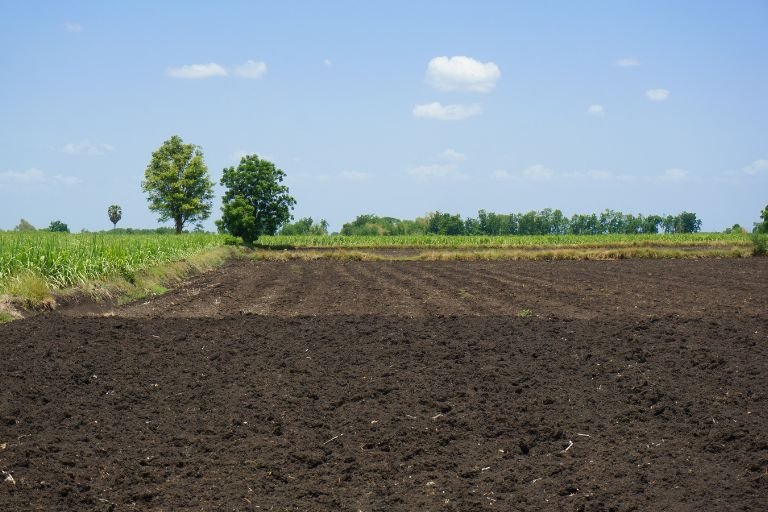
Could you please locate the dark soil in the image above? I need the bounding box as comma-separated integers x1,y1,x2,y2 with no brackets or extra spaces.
1,259,766,511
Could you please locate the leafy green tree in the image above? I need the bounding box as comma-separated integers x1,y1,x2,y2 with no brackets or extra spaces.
279,217,329,235
107,204,122,230
48,220,69,232
14,219,36,231
142,135,214,234
756,204,768,233
724,224,746,234
216,154,296,244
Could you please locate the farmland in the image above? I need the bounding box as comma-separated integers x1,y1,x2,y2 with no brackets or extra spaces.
1,257,766,510
259,232,750,249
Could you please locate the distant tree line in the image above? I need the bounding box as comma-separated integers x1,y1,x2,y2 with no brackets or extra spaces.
340,209,704,236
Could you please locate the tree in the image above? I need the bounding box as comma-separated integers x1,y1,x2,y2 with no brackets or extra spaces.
48,220,69,232
756,204,768,233
216,154,296,243
14,219,36,231
279,217,329,235
107,204,122,230
142,135,214,234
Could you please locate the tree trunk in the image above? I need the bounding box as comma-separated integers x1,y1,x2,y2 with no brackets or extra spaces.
175,216,183,234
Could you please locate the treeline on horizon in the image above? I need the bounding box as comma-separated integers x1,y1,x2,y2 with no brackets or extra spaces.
281,209,706,236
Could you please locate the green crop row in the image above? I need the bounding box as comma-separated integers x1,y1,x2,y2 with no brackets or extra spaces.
0,232,227,289
258,233,750,249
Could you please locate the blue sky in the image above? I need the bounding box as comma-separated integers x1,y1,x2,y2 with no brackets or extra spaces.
1,1,766,232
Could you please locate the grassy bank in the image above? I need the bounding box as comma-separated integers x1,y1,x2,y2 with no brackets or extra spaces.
0,232,232,314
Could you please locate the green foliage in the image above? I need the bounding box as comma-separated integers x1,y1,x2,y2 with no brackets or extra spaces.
47,220,69,233
279,217,329,235
751,233,767,256
755,204,768,234
217,154,296,244
0,232,226,289
107,204,122,229
724,224,746,234
340,214,427,235
142,135,214,234
258,232,746,249
427,211,465,235
339,209,703,236
14,219,36,232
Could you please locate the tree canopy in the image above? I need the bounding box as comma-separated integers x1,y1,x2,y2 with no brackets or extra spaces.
216,154,296,243
142,135,214,234
14,219,36,231
107,204,122,229
47,220,69,232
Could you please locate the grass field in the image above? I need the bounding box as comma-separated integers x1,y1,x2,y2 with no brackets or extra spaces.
258,232,750,249
0,232,228,305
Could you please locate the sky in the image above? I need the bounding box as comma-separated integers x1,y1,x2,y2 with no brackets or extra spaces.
1,0,767,233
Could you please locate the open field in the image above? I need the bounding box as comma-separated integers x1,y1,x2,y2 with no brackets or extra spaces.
259,233,751,249
1,258,766,510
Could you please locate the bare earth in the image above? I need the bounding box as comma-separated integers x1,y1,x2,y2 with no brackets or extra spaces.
1,258,767,511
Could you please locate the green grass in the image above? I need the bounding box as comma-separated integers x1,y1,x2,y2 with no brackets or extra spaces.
258,233,749,249
0,232,229,307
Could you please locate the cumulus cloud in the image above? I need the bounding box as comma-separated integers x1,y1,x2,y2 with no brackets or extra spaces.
492,170,511,180
587,104,605,116
64,21,82,33
426,56,500,92
234,60,267,79
440,148,466,161
614,57,640,67
0,168,80,186
339,171,371,181
166,63,228,79
412,102,481,121
743,159,768,175
646,88,670,101
63,139,113,156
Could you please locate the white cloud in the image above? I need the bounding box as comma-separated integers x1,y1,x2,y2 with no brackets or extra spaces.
743,159,768,175
62,139,113,156
646,88,670,101
166,63,228,79
492,165,553,182
234,60,267,79
587,104,604,116
407,164,465,180
440,148,466,161
0,168,79,186
426,56,501,92
64,21,82,33
339,171,371,181
412,102,482,121
323,58,332,67
614,57,640,67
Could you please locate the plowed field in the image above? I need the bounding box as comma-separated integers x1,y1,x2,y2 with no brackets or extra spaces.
1,259,767,511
